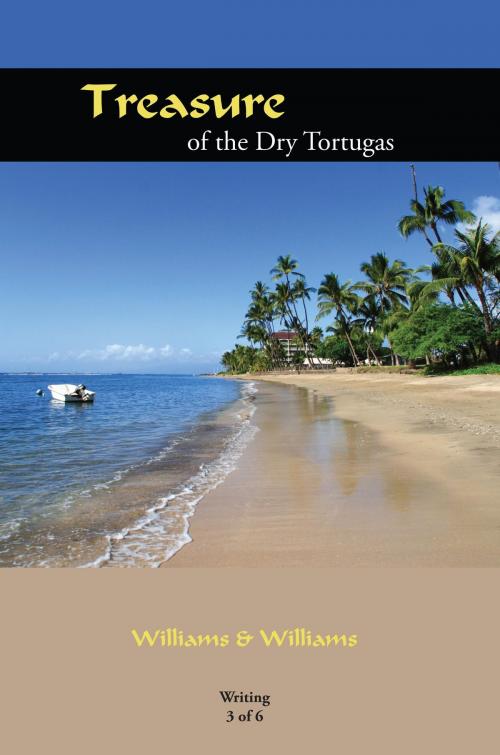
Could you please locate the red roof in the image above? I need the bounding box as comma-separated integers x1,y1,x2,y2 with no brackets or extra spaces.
271,331,298,340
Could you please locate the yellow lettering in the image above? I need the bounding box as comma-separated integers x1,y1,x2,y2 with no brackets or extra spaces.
159,94,189,118
241,93,265,117
115,93,138,118
189,94,211,118
81,87,286,119
131,629,160,647
211,94,241,118
81,83,117,117
263,94,285,118
137,94,159,118
259,629,288,647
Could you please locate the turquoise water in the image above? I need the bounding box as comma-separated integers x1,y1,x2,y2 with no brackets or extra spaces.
0,374,247,566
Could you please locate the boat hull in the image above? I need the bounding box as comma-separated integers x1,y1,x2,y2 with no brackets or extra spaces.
47,384,95,402
50,392,95,402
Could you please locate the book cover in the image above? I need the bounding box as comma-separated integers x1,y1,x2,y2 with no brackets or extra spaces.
1,6,499,754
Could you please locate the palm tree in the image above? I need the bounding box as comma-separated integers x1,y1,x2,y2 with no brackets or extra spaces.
292,277,318,364
239,321,268,350
432,222,500,358
221,351,235,372
271,255,304,328
271,256,315,368
221,344,259,374
317,273,361,366
352,296,383,365
292,277,316,333
251,280,270,301
355,253,412,365
273,282,296,330
244,280,292,369
420,256,484,311
398,185,475,247
309,326,324,350
405,269,441,309
270,254,304,282
357,253,412,315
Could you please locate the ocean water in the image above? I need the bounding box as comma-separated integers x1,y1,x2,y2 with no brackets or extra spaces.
0,374,257,567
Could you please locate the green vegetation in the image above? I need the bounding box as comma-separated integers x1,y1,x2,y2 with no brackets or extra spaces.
390,304,484,366
220,345,270,374
425,363,500,376
221,172,500,375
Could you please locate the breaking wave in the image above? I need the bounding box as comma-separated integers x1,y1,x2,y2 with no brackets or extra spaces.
85,382,258,568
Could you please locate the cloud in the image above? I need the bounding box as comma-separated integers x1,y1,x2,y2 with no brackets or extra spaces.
76,343,172,362
41,343,219,367
458,195,500,235
106,344,156,360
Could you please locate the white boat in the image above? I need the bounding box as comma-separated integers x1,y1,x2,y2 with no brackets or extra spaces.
47,383,96,402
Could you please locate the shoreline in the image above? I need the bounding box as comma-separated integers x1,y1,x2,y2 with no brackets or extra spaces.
166,372,500,567
0,378,252,568
252,371,500,488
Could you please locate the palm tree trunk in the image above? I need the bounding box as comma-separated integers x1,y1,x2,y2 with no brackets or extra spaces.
410,165,434,248
295,303,315,369
459,286,483,314
283,274,314,370
475,281,493,334
367,344,380,366
474,280,496,361
337,305,360,367
453,285,482,315
297,321,315,369
300,296,317,370
269,318,284,370
286,302,313,370
264,322,278,370
343,327,360,367
370,344,382,366
386,336,399,366
431,223,443,244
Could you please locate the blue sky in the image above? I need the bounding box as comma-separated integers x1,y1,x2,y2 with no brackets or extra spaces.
0,0,498,67
1,162,499,372
0,1,498,371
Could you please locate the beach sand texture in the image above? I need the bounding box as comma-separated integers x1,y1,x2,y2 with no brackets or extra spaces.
168,373,500,567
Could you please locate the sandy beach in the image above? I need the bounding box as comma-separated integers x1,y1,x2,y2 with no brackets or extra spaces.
168,372,500,567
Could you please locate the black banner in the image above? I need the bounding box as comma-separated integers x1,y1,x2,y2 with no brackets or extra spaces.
1,68,498,161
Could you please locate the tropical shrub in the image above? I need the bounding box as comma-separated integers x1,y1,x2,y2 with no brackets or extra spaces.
391,304,484,365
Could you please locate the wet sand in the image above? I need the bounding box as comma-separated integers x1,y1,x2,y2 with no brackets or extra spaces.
168,374,500,567
1,395,253,567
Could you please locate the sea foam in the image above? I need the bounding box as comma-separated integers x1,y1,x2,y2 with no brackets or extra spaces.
84,382,258,568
